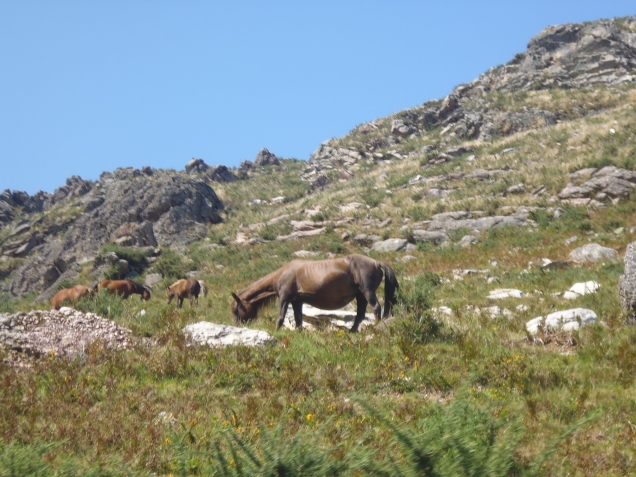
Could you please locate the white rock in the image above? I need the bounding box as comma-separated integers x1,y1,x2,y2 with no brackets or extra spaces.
339,202,363,213
283,304,375,331
568,244,618,263
483,306,513,319
516,304,529,312
562,291,581,300
183,322,275,347
569,281,600,296
526,308,598,335
432,306,453,316
293,250,319,258
488,288,524,299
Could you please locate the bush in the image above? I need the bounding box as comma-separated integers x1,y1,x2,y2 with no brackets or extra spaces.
101,244,148,269
153,248,189,281
360,188,385,208
75,290,126,320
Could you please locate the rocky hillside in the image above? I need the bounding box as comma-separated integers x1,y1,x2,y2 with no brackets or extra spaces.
3,15,636,476
306,16,636,174
1,165,226,299
2,16,636,305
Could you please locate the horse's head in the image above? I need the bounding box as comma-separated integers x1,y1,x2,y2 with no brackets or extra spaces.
166,285,175,304
141,288,151,301
231,292,255,324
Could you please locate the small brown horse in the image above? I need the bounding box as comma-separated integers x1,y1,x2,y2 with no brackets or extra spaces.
231,254,398,332
98,279,151,300
51,285,94,310
167,278,201,308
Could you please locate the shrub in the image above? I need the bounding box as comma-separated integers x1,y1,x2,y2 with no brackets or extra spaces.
101,244,148,269
75,290,126,320
153,248,189,281
360,188,385,208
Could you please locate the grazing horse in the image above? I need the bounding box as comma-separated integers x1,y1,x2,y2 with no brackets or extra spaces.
167,278,201,308
51,285,94,310
98,279,151,300
231,254,398,332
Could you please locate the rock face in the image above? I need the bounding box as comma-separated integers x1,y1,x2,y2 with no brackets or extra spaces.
254,148,280,166
427,211,528,233
568,243,619,263
480,18,636,93
560,166,636,200
183,322,274,347
0,308,133,364
2,168,224,298
526,308,598,335
619,242,636,323
306,17,636,173
371,238,409,253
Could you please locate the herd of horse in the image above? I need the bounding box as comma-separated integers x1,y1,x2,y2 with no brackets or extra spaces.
51,254,399,333
51,277,207,310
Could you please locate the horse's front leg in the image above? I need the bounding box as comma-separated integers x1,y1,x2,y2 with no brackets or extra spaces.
350,292,368,333
276,299,290,330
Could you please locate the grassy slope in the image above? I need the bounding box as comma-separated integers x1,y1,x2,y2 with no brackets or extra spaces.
2,84,636,475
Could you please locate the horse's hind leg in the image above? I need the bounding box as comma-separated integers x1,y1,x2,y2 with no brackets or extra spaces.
350,292,368,333
291,302,303,330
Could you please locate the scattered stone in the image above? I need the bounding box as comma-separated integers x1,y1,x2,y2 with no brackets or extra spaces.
507,183,525,194
562,291,581,300
412,229,448,245
340,202,364,213
458,235,480,247
569,281,600,296
488,288,524,299
432,306,453,316
371,239,409,253
516,304,530,312
427,212,528,233
283,304,375,331
569,243,619,263
526,308,598,335
275,228,326,241
144,273,164,288
0,309,134,364
564,236,578,245
400,255,417,262
293,250,319,258
184,322,274,347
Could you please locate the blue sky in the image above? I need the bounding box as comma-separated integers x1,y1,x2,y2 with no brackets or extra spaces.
1,2,635,194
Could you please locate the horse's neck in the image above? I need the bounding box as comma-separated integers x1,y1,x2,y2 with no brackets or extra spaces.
242,269,281,303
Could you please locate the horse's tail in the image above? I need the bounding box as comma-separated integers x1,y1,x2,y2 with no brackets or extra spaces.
380,263,399,319
198,280,208,298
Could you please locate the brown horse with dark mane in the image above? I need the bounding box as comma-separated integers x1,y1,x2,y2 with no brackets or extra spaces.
51,285,94,310
167,278,201,308
98,279,151,300
231,254,398,332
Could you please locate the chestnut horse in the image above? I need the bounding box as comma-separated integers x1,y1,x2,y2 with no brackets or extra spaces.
167,278,201,308
51,285,94,310
98,279,151,300
231,254,398,332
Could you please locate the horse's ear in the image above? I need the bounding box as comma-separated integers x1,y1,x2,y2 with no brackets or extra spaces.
231,292,241,303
